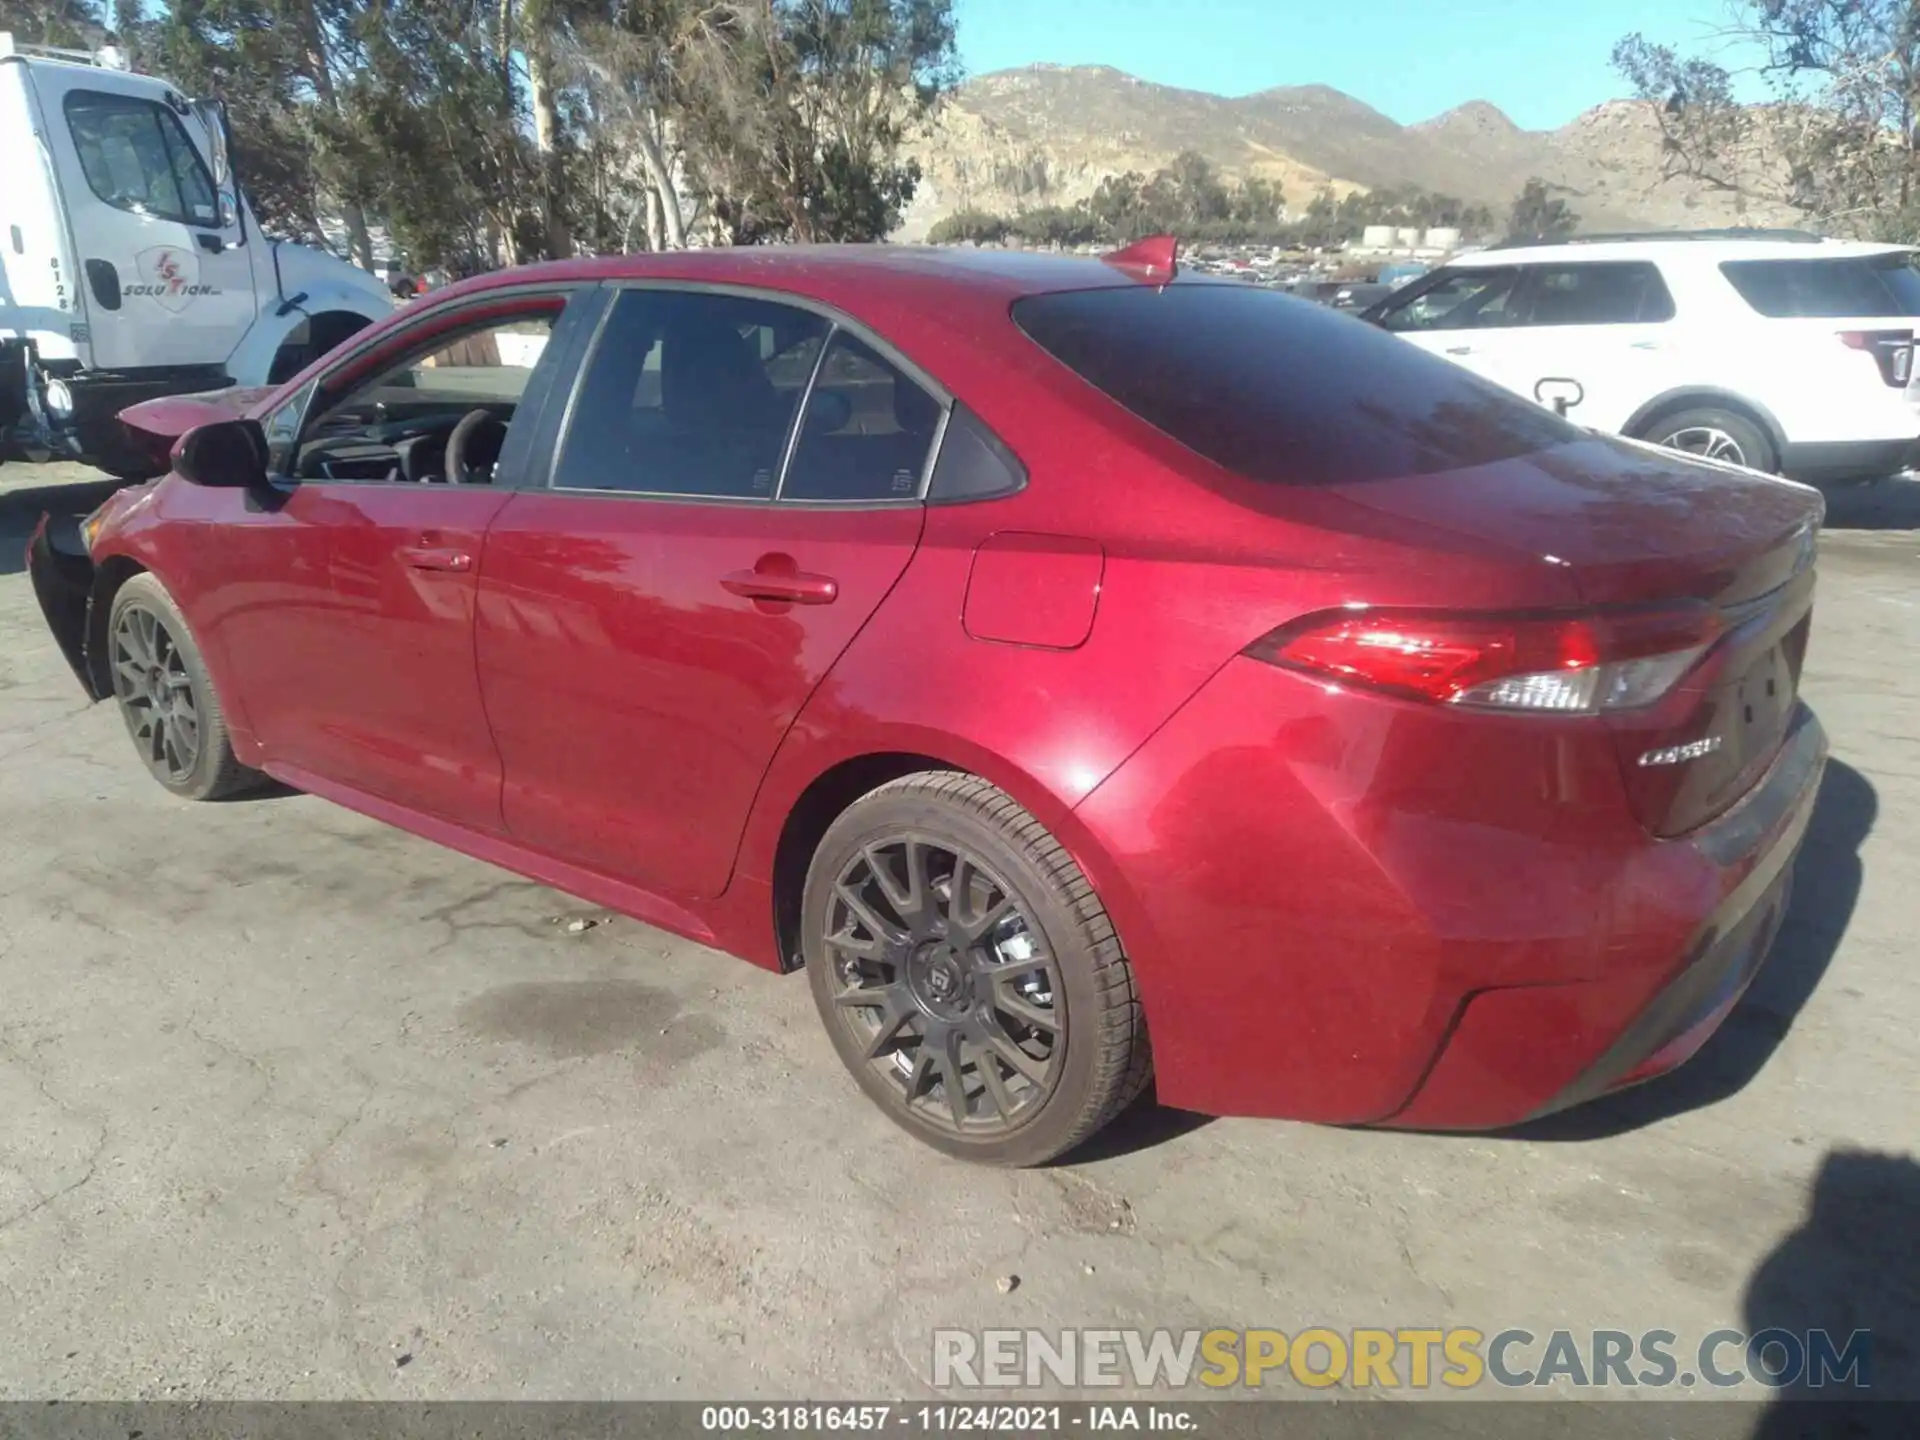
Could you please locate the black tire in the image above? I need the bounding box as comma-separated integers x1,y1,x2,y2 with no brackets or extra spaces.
106,573,263,801
1641,406,1778,473
802,771,1151,1166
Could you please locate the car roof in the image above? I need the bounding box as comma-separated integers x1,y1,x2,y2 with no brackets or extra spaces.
427,245,1134,315
1447,237,1915,268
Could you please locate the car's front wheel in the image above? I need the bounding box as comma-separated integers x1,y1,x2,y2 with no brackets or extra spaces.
107,573,263,801
802,772,1151,1166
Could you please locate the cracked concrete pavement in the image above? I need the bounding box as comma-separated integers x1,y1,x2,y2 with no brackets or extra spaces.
0,465,1916,1401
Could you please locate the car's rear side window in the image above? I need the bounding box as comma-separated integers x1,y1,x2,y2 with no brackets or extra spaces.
1520,262,1676,325
1012,283,1576,485
1721,255,1920,317
782,332,941,502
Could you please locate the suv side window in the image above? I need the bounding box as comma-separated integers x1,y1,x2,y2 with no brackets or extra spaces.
782,332,942,502
555,288,828,498
1518,262,1676,325
64,90,220,228
1375,268,1522,332
1721,255,1920,317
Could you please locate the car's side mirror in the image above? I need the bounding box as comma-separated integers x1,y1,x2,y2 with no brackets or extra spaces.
173,418,269,488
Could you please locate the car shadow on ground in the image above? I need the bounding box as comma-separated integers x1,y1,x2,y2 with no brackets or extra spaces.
1508,757,1874,1143
1818,475,1920,532
0,474,122,579
1059,1085,1214,1165
1744,1148,1920,1429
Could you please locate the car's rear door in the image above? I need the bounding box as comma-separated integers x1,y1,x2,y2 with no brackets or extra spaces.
475,284,937,901
200,286,595,829
1478,260,1683,432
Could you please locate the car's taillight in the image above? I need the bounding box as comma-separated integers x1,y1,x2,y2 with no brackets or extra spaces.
1839,329,1914,387
1245,606,1722,713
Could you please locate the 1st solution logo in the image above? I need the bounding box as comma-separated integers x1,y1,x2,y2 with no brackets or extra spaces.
125,246,222,311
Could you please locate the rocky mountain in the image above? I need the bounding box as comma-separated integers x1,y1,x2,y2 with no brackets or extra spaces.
898,65,1797,240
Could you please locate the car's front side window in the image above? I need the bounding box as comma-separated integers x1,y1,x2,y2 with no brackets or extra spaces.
554,289,829,498
291,302,565,483
1376,268,1522,332
262,381,315,475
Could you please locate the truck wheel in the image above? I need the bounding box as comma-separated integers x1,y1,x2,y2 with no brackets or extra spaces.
802,772,1151,1166
106,574,263,801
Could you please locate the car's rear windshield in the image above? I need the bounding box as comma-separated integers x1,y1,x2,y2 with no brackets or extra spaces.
1720,254,1920,318
1011,282,1576,485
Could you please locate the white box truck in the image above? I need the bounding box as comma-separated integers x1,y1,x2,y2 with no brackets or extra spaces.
0,33,394,475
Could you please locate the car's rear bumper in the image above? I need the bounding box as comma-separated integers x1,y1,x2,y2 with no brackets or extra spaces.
1386,705,1825,1129
1072,657,1829,1129
1780,437,1920,483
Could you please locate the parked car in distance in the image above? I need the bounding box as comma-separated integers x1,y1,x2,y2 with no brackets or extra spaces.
30,240,1827,1165
1326,280,1394,311
1362,231,1920,482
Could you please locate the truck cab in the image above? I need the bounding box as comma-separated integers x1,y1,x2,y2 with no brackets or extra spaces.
0,33,392,474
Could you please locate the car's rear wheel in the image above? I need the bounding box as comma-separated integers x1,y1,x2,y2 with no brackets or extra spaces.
802,772,1150,1166
1644,407,1777,474
107,574,262,801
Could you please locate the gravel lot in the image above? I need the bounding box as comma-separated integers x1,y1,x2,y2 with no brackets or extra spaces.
0,463,1915,1403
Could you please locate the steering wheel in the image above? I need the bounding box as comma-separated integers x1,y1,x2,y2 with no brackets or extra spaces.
445,408,509,485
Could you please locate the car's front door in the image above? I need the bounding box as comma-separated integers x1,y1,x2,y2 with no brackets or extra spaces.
1369,265,1526,394
476,285,938,901
200,290,589,828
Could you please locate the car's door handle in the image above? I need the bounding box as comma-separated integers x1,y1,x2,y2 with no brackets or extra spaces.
399,545,473,573
721,567,838,605
1445,345,1474,356
195,233,224,255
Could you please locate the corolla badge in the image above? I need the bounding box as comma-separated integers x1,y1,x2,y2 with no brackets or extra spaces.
1638,736,1724,768
125,246,221,312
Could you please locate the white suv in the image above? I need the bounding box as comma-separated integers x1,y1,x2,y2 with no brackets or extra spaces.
1362,232,1920,482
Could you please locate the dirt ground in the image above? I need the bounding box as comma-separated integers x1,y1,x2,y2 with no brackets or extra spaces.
0,464,1914,1403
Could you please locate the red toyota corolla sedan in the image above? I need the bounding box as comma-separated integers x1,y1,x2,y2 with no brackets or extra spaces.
27,241,1827,1165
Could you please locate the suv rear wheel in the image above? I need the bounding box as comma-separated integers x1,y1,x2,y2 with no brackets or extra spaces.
801,772,1151,1166
1643,407,1777,473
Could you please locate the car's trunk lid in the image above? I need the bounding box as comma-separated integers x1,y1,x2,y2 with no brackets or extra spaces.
1326,436,1824,836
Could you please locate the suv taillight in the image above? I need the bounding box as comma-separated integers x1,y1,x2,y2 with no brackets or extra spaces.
1840,329,1914,387
1245,606,1722,714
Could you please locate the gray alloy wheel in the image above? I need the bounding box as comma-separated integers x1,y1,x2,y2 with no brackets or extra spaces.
107,573,263,801
802,771,1151,1166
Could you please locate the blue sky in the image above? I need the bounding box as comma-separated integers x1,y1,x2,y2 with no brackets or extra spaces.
955,0,1759,131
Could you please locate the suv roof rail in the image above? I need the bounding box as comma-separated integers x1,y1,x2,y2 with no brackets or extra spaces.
1484,228,1829,250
